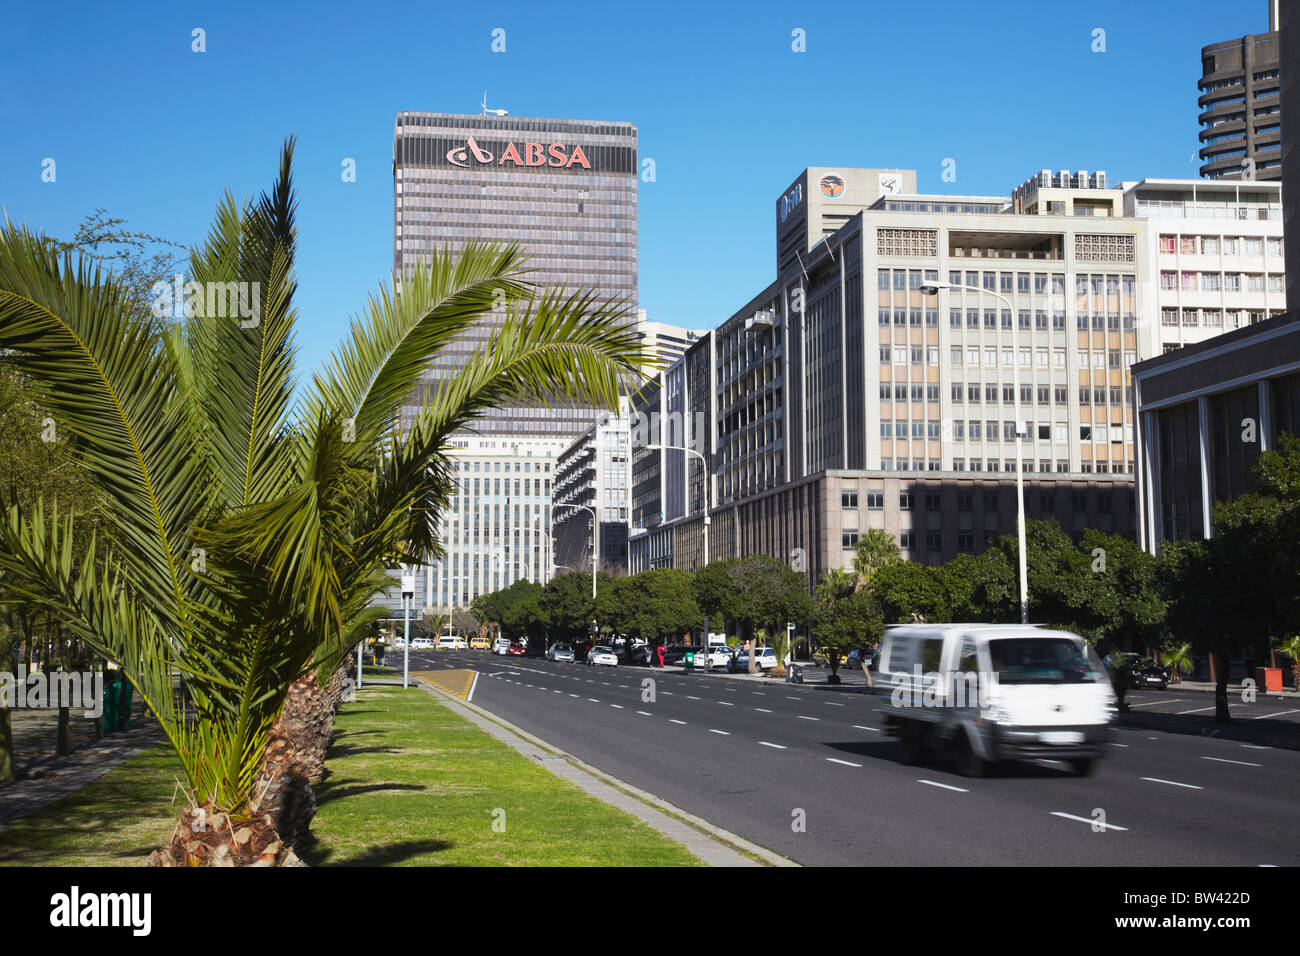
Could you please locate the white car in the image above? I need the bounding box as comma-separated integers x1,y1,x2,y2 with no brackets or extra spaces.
587,645,618,667
729,648,777,672
436,635,467,650
705,645,734,668
492,638,511,656
410,637,435,650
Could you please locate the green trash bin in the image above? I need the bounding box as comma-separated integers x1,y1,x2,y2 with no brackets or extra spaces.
102,676,120,735
116,679,133,732
684,650,695,673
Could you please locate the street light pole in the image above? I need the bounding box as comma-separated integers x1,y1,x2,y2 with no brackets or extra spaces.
921,281,1029,624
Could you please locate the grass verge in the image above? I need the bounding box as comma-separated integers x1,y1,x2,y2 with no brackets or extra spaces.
301,685,702,866
0,743,185,866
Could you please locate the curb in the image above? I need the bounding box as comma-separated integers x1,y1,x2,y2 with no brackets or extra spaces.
406,679,798,868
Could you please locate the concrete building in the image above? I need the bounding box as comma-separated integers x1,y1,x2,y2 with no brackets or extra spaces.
393,109,638,439
1133,301,1300,552
635,310,707,366
1198,2,1282,181
1122,178,1285,350
422,434,566,610
552,398,632,576
1282,0,1300,310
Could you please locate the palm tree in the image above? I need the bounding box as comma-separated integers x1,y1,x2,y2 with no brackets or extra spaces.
853,528,901,590
1162,642,1194,684
1274,635,1300,692
0,141,646,864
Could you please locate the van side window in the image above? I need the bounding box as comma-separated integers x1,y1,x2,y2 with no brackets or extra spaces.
920,639,943,673
958,643,978,673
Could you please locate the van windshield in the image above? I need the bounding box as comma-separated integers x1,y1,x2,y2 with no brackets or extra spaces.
987,638,1105,684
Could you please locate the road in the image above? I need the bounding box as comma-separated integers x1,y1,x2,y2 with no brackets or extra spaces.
400,650,1300,866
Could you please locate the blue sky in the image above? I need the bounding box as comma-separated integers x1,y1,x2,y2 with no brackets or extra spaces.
0,0,1268,378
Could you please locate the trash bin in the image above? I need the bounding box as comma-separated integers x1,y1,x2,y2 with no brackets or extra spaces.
1257,667,1283,694
102,676,120,735
684,650,695,673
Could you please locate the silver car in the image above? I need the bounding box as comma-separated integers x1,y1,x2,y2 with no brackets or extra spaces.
548,643,575,663
587,645,618,667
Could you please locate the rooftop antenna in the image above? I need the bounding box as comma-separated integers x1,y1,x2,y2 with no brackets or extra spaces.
481,91,508,116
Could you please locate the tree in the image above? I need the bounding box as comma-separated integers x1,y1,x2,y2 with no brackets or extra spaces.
601,569,699,648
1275,635,1300,692
853,528,900,590
1162,642,1193,684
0,141,646,863
541,571,611,643
813,571,878,680
1079,529,1166,656
869,561,951,625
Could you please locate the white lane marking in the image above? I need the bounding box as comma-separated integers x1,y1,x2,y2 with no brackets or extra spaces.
1241,744,1271,750
826,758,862,767
1176,706,1218,714
687,695,701,700
1250,708,1300,721
1125,699,1187,708
610,704,624,709
852,725,881,732
753,692,766,696
1110,742,1130,748
568,694,580,698
758,741,786,749
786,696,803,701
662,691,674,696
670,719,687,725
1201,756,1262,767
1051,812,1128,832
918,779,968,792
754,707,772,713
637,710,653,716
553,690,562,694
1142,777,1203,789
824,701,845,707
467,672,480,703
587,698,600,703
718,701,734,706
709,729,730,736
797,715,820,721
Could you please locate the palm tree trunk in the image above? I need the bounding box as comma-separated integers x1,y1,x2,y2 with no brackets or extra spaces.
0,709,14,782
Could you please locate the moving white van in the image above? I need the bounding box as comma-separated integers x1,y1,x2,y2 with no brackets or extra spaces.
875,624,1115,776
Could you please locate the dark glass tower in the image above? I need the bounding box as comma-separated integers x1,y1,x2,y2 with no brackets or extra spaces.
393,111,638,437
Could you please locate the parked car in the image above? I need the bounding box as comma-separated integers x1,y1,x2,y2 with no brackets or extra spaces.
705,645,734,668
587,645,619,667
1130,662,1170,690
875,624,1114,777
729,647,778,672
410,637,435,650
812,647,851,667
507,642,526,657
436,635,467,650
469,635,491,651
626,645,652,666
492,637,511,656
547,643,575,663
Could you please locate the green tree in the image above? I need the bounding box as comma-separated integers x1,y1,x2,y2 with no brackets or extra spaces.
0,141,646,862
602,569,699,649
813,571,879,680
853,528,901,590
869,560,952,625
541,570,612,642
1080,529,1166,655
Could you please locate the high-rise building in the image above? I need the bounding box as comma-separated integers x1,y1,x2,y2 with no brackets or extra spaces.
392,110,638,438
1198,2,1282,182
552,397,632,576
1282,0,1300,310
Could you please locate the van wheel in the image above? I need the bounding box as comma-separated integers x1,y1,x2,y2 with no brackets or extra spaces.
952,730,987,778
1068,757,1095,777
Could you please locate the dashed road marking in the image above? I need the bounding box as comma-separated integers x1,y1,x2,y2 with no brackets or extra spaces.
1142,777,1202,790
826,758,861,768
758,741,786,749
1201,756,1262,767
918,779,967,792
1051,811,1127,832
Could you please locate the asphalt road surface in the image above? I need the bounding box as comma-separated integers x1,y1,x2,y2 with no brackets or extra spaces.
402,650,1300,866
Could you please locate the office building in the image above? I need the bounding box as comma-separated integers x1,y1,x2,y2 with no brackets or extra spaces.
1133,311,1300,550
552,398,633,576
1282,0,1300,310
422,434,566,610
393,110,638,439
1198,2,1282,181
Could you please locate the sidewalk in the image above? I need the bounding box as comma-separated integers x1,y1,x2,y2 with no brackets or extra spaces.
1161,679,1299,699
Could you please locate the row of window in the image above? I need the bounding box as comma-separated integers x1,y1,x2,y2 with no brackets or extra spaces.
942,346,1136,369
843,487,1115,515
1158,270,1283,292
949,384,1134,406
1158,235,1282,257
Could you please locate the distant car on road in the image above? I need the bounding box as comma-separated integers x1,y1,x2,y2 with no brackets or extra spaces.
410,637,435,651
547,643,575,663
1130,662,1170,690
507,642,526,657
587,645,618,667
730,648,777,672
469,635,491,651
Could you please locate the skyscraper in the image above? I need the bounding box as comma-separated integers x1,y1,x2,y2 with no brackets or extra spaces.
393,110,638,438
1198,2,1282,182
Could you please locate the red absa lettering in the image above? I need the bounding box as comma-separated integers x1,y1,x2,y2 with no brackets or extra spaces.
525,143,546,166
498,142,524,166
566,145,591,169
548,144,567,167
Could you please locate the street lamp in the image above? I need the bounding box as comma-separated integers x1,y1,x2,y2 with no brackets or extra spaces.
920,281,1029,624
646,443,713,661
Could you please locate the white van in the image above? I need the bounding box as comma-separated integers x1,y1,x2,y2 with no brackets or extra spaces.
876,624,1114,777
436,634,467,650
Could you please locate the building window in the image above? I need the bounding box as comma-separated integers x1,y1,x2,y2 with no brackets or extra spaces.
841,490,858,509
867,491,884,510
926,531,942,551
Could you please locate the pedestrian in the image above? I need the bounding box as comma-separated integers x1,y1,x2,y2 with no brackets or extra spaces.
657,643,665,668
